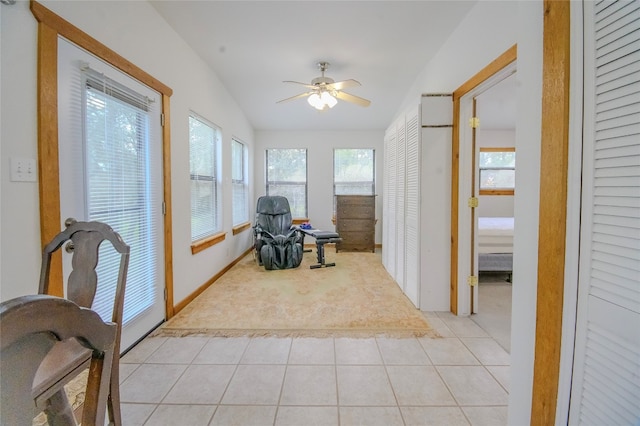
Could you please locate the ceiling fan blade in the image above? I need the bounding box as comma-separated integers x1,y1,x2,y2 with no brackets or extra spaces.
276,92,312,104
335,91,371,107
283,80,317,90
326,79,361,91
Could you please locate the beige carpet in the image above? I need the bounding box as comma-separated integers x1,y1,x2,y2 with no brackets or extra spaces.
155,250,434,338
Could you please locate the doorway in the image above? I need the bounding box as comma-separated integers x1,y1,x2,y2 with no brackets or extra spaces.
469,73,517,352
451,47,516,318
57,38,166,351
32,2,175,353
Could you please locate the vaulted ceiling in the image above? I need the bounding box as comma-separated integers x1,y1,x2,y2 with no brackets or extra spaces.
150,1,481,131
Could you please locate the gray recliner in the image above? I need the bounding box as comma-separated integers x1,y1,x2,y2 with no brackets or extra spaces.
253,196,303,270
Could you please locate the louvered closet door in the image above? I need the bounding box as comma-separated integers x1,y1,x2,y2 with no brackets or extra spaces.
569,1,640,423
382,132,391,269
396,119,407,289
385,125,398,278
404,108,421,307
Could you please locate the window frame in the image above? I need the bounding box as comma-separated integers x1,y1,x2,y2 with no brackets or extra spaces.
478,147,515,196
189,112,224,253
265,148,308,219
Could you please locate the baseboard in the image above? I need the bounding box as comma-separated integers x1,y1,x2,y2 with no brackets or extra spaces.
173,246,254,315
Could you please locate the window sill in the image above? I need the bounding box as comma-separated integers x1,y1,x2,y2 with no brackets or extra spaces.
191,232,226,255
232,222,251,235
479,189,515,196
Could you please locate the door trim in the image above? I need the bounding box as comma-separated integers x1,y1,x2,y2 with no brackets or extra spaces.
450,44,517,314
30,0,176,318
531,1,570,423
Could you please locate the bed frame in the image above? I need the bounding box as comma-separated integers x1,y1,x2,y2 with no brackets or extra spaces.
477,217,514,281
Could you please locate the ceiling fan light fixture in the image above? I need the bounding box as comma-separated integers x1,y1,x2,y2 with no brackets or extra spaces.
321,91,338,108
307,93,323,109
279,61,370,109
307,91,337,110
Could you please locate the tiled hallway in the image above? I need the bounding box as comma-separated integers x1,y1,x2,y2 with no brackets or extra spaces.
118,312,510,426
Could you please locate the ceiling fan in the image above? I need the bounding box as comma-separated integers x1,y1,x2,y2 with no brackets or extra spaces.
277,62,371,110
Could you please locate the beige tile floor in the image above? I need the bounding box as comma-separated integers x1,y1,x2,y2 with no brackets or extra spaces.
119,312,510,426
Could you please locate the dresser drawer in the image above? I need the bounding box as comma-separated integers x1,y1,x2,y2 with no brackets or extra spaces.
337,204,375,219
336,218,375,233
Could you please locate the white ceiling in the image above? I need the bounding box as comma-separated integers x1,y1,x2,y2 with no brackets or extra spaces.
150,1,478,131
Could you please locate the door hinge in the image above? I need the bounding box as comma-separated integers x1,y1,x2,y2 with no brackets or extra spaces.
164,287,168,301
468,197,478,208
469,117,480,128
161,113,165,127
467,275,478,287
162,201,166,215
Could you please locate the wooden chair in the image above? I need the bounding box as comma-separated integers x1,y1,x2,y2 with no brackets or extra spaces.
35,218,130,425
0,294,117,425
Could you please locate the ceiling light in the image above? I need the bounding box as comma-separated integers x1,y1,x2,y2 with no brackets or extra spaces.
307,91,337,110
321,91,338,108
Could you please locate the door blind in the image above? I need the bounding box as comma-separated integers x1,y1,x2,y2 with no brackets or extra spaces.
83,66,162,325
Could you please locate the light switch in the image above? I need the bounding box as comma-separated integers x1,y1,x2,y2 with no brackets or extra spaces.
10,157,37,182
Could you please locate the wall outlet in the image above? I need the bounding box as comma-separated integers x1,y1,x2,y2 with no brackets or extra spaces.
10,157,37,182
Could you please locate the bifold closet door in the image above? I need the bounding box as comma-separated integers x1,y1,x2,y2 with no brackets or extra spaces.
569,1,640,423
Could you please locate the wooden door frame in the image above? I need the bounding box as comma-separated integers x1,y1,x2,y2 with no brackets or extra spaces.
450,44,517,315
30,1,176,318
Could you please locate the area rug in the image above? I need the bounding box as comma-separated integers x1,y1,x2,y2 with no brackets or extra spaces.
154,250,435,338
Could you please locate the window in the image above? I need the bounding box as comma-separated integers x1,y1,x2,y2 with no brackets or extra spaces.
334,148,375,211
266,148,307,218
189,113,221,241
478,148,516,195
232,139,248,226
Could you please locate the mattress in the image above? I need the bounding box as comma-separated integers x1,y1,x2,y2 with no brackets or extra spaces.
478,217,514,254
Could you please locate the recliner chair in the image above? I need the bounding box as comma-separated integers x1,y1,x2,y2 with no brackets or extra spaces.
253,196,304,270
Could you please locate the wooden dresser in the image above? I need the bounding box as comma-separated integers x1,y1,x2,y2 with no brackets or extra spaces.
335,195,376,252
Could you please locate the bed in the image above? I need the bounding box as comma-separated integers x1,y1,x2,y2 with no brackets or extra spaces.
478,217,514,276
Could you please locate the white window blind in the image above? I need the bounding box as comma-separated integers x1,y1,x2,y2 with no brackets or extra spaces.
266,148,307,218
570,0,640,423
333,148,375,213
189,114,220,241
83,66,161,324
232,139,248,225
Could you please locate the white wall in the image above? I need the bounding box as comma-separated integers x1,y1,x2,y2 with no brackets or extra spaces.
254,130,384,241
477,129,515,218
508,2,543,423
0,0,255,305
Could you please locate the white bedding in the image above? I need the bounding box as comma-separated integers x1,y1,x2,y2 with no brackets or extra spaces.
478,217,514,254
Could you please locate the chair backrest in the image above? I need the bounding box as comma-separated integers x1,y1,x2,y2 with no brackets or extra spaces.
0,295,116,426
255,196,293,236
39,218,130,327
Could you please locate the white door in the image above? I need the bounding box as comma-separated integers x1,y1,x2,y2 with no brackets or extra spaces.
569,1,640,422
57,37,165,352
404,108,421,307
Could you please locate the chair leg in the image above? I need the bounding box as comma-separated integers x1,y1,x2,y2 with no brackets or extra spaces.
107,351,122,425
